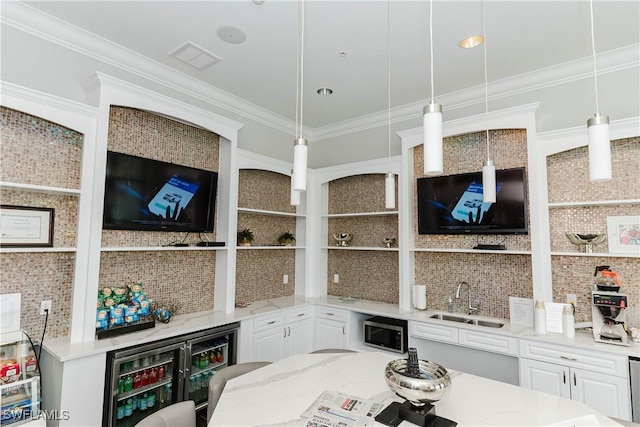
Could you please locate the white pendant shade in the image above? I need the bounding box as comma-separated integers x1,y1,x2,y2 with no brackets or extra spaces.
423,102,443,176
482,160,496,203
587,114,612,182
385,172,395,209
292,137,308,191
290,170,301,206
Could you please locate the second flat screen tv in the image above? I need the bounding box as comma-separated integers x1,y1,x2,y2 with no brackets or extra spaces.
103,151,218,232
417,167,528,235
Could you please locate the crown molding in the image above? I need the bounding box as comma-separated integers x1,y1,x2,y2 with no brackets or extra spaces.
3,1,638,143
1,80,98,117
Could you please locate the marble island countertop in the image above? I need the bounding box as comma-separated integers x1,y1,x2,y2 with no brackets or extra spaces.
209,351,622,427
43,295,639,362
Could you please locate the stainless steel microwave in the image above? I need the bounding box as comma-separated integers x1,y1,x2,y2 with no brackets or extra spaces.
363,316,408,354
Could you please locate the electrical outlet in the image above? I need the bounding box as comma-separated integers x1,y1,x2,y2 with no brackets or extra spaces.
333,274,339,284
283,274,289,284
40,300,52,315
566,294,577,307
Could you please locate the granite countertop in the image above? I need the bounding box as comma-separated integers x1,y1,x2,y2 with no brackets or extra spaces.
209,351,622,426
43,295,639,362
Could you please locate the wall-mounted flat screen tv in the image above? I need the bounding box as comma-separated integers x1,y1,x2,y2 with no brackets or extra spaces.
103,151,217,232
417,167,528,235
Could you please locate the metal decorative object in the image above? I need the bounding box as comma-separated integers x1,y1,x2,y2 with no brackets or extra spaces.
565,233,606,253
384,359,451,405
382,237,396,248
333,233,352,247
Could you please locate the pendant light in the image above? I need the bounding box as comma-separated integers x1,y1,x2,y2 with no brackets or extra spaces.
290,169,300,206
587,0,611,182
385,0,395,209
423,0,443,177
292,0,308,192
481,1,496,203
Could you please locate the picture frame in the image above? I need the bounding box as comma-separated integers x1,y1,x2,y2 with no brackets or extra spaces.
0,205,54,247
606,215,640,255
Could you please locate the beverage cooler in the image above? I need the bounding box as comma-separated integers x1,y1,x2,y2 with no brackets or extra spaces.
102,323,238,427
0,332,40,426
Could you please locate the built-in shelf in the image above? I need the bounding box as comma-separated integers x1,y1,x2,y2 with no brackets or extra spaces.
324,246,399,251
411,248,531,255
550,251,639,258
323,211,399,218
0,247,77,253
237,207,304,218
0,181,81,196
237,245,304,250
101,246,228,252
548,199,640,208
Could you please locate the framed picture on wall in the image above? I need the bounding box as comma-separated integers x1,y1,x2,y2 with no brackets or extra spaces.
0,205,54,247
607,215,640,255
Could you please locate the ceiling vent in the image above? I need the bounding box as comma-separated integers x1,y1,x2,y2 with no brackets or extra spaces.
169,41,221,70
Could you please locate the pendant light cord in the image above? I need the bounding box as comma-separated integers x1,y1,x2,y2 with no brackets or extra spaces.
387,0,391,160
589,0,600,115
483,0,491,162
295,0,305,139
429,0,435,102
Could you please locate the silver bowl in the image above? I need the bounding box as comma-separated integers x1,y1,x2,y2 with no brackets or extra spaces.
384,359,451,406
565,233,606,253
333,233,352,247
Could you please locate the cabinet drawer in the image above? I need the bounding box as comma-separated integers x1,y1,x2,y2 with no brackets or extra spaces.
315,306,348,322
287,306,312,323
459,329,518,356
410,321,458,344
253,312,285,332
519,339,628,377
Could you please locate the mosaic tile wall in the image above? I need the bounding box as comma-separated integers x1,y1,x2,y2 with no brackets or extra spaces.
1,107,83,339
101,106,221,313
413,129,532,318
327,250,399,304
327,174,399,302
235,169,298,303
547,137,639,326
102,107,220,247
99,251,215,315
235,250,295,305
414,252,533,317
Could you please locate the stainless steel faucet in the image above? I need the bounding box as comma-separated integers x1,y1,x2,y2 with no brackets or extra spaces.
455,281,478,315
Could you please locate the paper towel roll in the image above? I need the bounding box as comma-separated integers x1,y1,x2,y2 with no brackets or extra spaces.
412,285,427,310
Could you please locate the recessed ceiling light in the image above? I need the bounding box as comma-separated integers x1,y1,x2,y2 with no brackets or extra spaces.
217,26,247,44
460,35,484,49
317,88,333,96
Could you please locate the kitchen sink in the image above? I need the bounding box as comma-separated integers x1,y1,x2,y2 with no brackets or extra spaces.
430,313,504,328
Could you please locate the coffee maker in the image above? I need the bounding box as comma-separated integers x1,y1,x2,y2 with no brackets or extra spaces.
592,291,629,346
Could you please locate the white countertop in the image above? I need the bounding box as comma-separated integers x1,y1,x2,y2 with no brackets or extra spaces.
208,351,622,426
43,295,639,362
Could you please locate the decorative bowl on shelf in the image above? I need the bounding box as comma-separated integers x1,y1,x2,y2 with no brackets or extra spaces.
384,358,451,406
333,233,352,247
565,233,606,253
382,237,396,248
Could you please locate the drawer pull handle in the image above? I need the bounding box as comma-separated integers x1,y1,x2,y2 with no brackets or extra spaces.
326,312,335,316
267,321,276,325
563,371,566,384
574,372,577,386
560,355,577,361
297,313,305,317
342,326,346,335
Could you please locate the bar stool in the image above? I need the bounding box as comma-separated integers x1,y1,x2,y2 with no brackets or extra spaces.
206,362,271,423
135,400,196,427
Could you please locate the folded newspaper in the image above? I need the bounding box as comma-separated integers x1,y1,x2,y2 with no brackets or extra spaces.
301,390,393,427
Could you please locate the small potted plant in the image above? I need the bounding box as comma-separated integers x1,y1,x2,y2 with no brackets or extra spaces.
278,231,296,246
237,228,255,246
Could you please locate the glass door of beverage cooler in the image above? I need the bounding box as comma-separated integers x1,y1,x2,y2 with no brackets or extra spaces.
184,328,236,413
105,340,184,427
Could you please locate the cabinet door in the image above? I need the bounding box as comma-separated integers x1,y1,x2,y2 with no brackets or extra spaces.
286,318,314,356
314,318,347,351
519,358,571,399
572,367,631,421
252,327,285,362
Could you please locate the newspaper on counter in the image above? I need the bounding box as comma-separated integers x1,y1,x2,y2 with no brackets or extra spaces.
301,390,391,427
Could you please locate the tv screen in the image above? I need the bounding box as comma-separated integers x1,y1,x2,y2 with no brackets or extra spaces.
417,167,528,235
103,151,217,232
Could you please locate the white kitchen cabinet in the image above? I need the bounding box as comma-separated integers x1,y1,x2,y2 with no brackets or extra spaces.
519,339,631,421
252,307,313,362
314,307,350,351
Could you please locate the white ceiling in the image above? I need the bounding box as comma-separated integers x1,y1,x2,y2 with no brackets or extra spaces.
2,0,640,166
